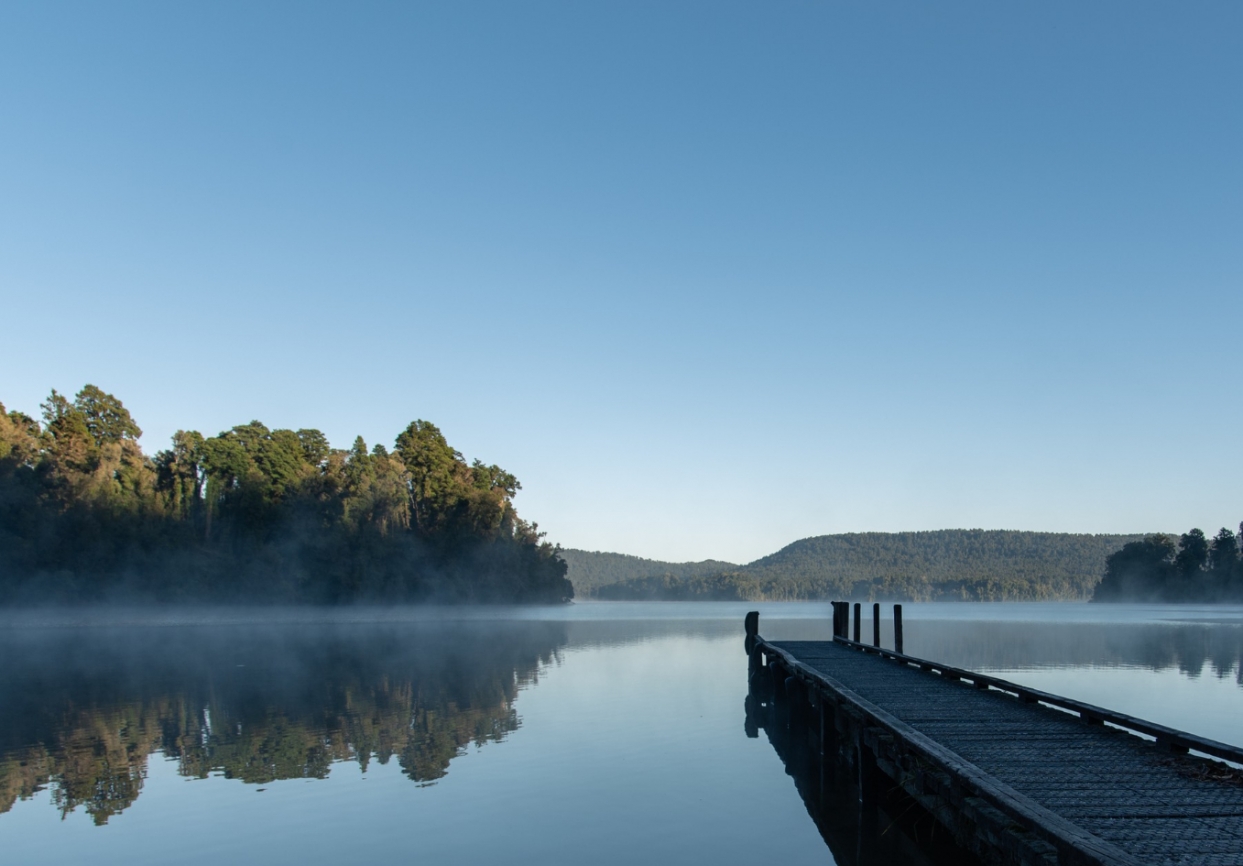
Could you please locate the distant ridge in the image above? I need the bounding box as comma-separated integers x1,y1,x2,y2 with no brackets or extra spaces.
559,549,737,597
566,530,1147,601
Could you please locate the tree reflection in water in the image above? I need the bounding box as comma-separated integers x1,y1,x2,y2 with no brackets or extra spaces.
897,618,1243,683
0,620,567,823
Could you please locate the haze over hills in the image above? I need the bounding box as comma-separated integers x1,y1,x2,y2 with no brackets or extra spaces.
566,530,1148,602
558,550,738,597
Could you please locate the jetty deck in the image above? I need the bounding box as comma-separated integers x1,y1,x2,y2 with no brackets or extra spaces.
749,612,1243,866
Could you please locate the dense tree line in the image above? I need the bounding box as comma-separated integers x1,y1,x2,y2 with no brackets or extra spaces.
560,549,738,597
579,531,1144,602
1092,526,1243,602
0,386,572,603
594,572,760,601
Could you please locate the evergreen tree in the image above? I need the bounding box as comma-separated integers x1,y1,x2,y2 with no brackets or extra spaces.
1093,535,1176,602
1207,528,1239,599
73,384,142,445
1173,529,1209,599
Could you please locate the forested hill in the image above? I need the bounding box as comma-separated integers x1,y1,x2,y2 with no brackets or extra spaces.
0,386,572,604
559,550,737,597
741,531,1144,600
579,531,1146,601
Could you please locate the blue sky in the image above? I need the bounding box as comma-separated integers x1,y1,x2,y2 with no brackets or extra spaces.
2,2,1240,563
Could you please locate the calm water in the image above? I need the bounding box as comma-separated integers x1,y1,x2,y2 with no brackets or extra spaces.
1,602,1241,865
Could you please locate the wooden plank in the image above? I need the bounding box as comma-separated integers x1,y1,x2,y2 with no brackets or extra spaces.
761,638,1145,866
759,636,1243,866
829,637,1243,764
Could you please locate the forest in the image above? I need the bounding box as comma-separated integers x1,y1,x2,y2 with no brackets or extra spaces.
1092,527,1243,602
0,386,572,604
558,549,738,596
582,530,1146,602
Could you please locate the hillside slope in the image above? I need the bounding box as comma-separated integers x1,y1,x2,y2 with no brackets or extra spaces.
741,530,1145,600
575,530,1148,602
559,550,737,597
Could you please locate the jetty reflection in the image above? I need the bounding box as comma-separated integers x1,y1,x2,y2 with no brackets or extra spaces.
0,620,566,823
745,684,974,866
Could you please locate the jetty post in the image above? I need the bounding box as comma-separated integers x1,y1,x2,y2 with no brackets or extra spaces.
872,602,880,647
745,610,763,685
853,603,861,642
893,604,903,654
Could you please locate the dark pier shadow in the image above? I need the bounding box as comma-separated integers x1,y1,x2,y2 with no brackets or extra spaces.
745,655,980,866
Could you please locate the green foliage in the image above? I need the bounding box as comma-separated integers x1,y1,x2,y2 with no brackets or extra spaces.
0,406,41,468
296,428,330,467
574,531,1149,602
595,572,761,601
560,550,739,597
1090,535,1177,602
1175,528,1209,578
1093,525,1243,602
0,386,572,605
73,384,142,444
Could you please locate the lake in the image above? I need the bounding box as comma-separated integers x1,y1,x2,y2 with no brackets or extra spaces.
1,601,1241,865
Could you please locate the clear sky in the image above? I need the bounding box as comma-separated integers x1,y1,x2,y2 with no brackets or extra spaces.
1,2,1239,564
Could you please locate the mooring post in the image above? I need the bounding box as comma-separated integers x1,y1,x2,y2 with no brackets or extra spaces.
831,601,841,638
771,659,786,700
853,603,861,642
743,693,760,739
748,643,764,689
872,602,880,646
894,604,904,654
744,610,759,637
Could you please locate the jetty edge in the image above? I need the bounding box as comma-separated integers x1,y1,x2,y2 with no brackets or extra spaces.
745,607,1243,866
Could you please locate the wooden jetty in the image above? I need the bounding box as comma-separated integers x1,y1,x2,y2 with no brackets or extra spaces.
745,606,1243,866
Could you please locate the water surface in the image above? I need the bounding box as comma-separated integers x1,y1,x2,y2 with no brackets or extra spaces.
1,601,1240,865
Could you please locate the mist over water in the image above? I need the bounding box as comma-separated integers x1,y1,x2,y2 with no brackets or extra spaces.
1,602,1240,865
